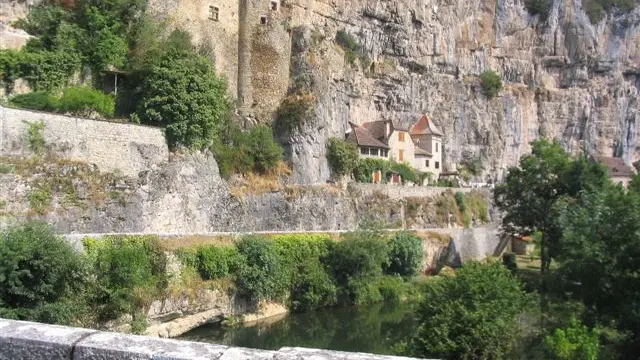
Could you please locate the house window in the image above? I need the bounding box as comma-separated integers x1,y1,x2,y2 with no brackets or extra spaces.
435,142,439,152
435,161,440,169
371,148,379,156
270,0,278,11
383,150,388,157
209,6,219,21
360,147,369,155
399,149,404,162
260,15,268,25
398,132,405,142
425,160,429,167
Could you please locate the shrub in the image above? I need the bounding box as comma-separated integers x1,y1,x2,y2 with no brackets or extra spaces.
235,235,289,303
544,317,600,360
374,275,408,304
525,0,551,20
57,86,115,117
335,30,368,68
10,92,57,111
246,125,284,174
328,230,389,303
83,235,167,320
195,246,241,280
212,124,284,177
502,252,518,273
326,137,359,178
454,191,466,212
386,231,423,277
354,158,391,183
406,261,526,359
11,87,115,118
0,221,87,325
480,70,502,99
28,187,51,215
274,91,316,133
25,120,46,155
0,49,81,92
390,162,419,185
272,234,337,311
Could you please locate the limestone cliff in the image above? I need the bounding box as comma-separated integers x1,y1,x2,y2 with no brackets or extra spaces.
279,0,640,183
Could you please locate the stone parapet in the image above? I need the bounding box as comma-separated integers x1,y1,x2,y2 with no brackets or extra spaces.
0,319,430,360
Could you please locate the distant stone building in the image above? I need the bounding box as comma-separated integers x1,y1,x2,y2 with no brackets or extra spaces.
592,155,637,188
409,114,443,179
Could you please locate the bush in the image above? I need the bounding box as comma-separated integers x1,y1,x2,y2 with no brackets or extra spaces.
390,162,419,185
406,261,526,359
83,235,167,320
9,92,57,111
274,91,316,133
272,234,337,311
0,221,87,325
10,87,115,118
57,86,116,117
502,252,518,273
354,158,391,183
212,124,284,177
235,235,289,303
335,30,368,68
480,70,502,99
0,49,81,92
544,317,600,360
328,230,389,303
326,137,359,178
195,246,241,280
525,0,551,20
386,231,423,277
454,191,466,212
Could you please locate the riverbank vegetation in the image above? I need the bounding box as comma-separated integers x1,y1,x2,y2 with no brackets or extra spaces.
0,223,427,334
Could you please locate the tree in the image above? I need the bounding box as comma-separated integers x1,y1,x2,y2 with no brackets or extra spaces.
235,236,290,303
480,70,502,99
553,186,640,354
494,139,608,273
407,261,526,360
326,138,359,178
0,221,87,325
544,318,600,360
385,231,423,277
134,50,231,149
246,125,284,174
630,174,640,194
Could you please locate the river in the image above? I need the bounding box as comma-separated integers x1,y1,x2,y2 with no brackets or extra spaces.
178,302,418,355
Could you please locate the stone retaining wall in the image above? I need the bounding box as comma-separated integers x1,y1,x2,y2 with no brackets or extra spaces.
0,106,169,177
0,319,430,360
350,183,480,200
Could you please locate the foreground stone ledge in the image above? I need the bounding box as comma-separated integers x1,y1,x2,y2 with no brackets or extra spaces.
0,319,430,360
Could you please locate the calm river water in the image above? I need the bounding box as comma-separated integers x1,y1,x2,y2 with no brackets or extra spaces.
178,302,418,355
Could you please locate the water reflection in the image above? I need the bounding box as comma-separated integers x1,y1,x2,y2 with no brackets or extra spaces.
179,302,418,355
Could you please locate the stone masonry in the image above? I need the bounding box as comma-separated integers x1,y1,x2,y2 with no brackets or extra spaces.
0,105,169,177
0,319,430,360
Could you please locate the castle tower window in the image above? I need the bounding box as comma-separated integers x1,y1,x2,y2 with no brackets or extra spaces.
270,0,278,11
260,15,268,25
209,5,219,21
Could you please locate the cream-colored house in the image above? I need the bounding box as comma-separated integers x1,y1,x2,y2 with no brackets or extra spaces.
592,155,637,188
410,115,443,179
346,115,444,184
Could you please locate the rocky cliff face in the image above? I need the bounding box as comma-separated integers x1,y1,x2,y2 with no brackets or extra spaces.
282,0,640,183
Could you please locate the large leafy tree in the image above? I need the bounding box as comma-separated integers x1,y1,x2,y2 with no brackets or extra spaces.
407,261,526,360
134,50,231,149
494,139,608,272
554,186,640,354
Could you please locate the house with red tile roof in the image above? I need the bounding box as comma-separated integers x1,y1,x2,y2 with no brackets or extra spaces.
410,114,443,179
592,155,637,188
345,114,444,184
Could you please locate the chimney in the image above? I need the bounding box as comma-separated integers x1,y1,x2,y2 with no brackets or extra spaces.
385,121,391,139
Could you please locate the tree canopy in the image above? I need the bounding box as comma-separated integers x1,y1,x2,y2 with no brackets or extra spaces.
494,139,608,272
407,261,526,360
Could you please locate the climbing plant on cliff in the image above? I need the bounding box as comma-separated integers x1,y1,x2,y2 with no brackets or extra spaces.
326,138,359,178
480,70,503,99
133,49,231,149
